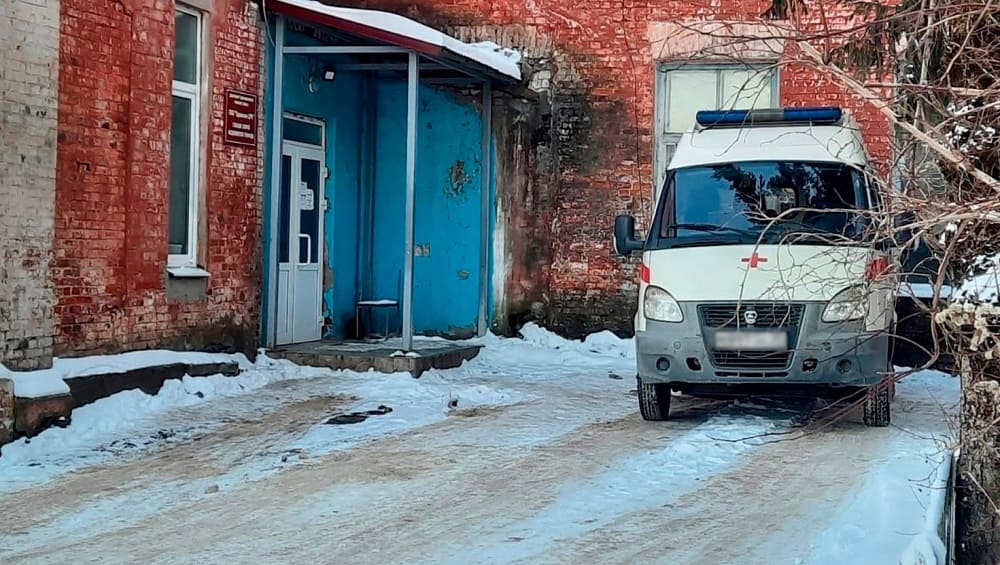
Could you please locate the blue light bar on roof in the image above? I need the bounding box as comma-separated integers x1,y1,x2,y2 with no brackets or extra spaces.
695,106,843,127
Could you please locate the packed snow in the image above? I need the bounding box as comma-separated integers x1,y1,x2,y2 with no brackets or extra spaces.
275,0,522,80
806,369,959,564
0,325,960,564
0,352,517,491
0,355,323,489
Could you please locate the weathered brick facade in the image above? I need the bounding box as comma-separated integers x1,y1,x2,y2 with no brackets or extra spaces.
340,0,893,338
52,0,265,357
0,0,60,369
3,0,892,371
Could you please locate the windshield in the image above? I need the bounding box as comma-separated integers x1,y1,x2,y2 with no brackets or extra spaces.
652,161,870,248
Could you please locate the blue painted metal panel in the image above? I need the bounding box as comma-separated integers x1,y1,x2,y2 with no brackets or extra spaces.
261,28,366,340
487,134,498,332
371,80,485,337
281,55,365,338
260,26,276,346
262,29,495,340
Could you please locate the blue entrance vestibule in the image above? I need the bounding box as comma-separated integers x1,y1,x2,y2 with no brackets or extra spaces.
260,0,519,351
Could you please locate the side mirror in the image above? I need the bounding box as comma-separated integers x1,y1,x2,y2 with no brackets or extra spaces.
614,214,645,256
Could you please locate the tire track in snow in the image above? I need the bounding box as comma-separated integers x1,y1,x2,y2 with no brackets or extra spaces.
0,395,722,563
0,385,348,542
424,409,786,564
534,415,887,564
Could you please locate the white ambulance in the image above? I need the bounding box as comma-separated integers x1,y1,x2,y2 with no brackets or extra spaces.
614,107,897,426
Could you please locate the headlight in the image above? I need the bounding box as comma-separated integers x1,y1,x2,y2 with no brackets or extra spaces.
644,286,683,322
822,286,867,322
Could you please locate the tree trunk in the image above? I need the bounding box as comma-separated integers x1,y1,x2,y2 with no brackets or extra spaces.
957,355,1000,564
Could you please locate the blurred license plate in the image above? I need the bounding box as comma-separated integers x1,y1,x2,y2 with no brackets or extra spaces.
713,331,787,351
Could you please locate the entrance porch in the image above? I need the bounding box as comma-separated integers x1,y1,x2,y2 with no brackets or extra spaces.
260,0,521,372
267,338,482,378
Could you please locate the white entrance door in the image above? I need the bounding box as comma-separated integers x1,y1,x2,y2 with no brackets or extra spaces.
276,141,325,345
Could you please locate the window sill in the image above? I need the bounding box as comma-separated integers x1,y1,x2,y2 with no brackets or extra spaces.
167,266,211,279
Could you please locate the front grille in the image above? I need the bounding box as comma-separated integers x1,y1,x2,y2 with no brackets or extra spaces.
712,350,792,370
699,302,804,329
700,302,804,371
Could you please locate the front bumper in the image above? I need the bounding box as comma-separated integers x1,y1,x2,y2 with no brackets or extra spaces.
636,302,889,387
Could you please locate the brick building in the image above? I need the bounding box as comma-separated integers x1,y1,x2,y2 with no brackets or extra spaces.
1,0,266,371
52,0,265,358
1,0,891,371
0,0,59,370
325,0,892,337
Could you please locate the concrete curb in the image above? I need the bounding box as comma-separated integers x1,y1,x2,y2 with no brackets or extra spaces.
3,361,241,448
268,345,482,378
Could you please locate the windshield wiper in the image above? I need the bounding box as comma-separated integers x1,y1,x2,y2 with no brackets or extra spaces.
771,218,867,241
672,223,757,237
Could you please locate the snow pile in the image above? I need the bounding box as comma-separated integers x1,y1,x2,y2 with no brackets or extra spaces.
0,349,251,399
0,355,330,488
0,365,70,399
515,322,634,358
899,450,953,565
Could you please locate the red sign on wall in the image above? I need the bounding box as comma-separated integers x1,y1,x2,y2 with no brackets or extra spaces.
224,89,258,146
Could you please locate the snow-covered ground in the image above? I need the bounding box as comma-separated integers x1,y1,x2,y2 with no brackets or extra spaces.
807,370,958,565
0,325,959,564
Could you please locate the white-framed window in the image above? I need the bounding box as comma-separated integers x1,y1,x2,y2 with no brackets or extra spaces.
653,64,779,194
168,6,203,268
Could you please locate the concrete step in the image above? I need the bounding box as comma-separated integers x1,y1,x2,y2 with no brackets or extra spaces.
0,360,241,449
268,341,481,378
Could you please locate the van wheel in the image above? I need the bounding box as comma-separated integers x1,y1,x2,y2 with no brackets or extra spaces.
862,381,891,427
638,378,671,421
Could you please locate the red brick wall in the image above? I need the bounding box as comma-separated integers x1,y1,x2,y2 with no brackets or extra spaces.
54,0,264,356
339,0,893,337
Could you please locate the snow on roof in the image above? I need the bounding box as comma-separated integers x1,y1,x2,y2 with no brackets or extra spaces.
273,0,522,80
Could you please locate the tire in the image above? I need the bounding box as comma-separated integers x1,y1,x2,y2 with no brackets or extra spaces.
638,378,671,421
863,380,891,427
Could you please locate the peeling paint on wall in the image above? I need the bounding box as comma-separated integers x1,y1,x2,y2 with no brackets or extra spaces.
446,159,472,199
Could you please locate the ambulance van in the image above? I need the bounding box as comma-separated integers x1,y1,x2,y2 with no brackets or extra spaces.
614,107,897,426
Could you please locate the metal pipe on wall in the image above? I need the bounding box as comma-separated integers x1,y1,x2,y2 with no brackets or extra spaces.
478,82,492,337
401,52,419,351
264,16,286,348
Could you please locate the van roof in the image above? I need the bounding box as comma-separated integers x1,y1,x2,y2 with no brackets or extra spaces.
668,108,869,170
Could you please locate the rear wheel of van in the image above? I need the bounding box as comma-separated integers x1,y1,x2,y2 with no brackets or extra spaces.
862,380,891,427
638,378,671,421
